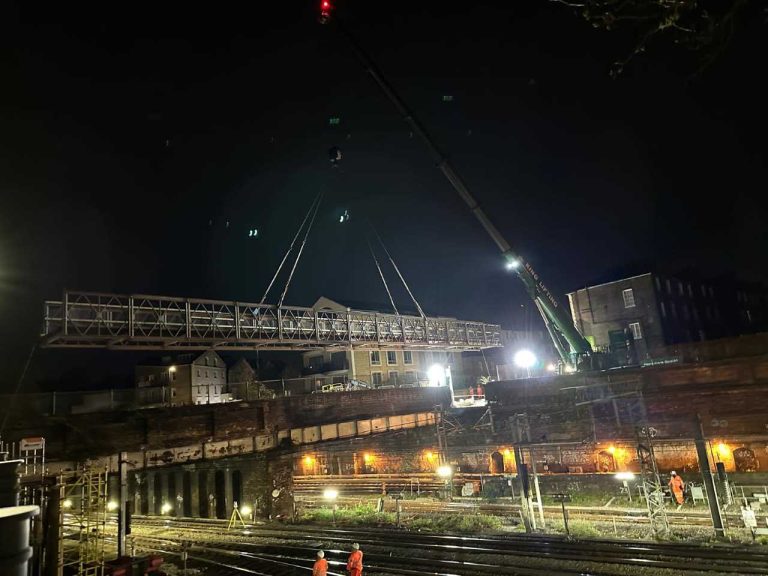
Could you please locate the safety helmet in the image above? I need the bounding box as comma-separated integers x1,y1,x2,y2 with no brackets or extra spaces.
317,551,325,558
352,543,360,550
671,471,677,476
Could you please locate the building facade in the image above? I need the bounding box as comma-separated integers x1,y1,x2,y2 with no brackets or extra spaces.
301,297,463,390
566,272,756,361
228,358,275,400
136,350,228,406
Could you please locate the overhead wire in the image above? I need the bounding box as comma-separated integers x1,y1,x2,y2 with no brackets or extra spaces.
260,192,322,305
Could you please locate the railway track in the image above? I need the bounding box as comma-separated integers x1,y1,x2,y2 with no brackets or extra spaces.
296,496,737,527
128,516,768,575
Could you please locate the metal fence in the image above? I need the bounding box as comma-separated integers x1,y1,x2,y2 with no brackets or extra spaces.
0,386,169,418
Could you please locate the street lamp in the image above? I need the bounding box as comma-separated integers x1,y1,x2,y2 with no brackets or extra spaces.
324,488,339,524
513,350,536,369
161,502,172,515
514,349,536,378
436,465,453,500
427,364,446,387
166,365,177,405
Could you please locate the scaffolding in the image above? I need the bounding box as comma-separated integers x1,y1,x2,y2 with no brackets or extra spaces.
60,466,109,576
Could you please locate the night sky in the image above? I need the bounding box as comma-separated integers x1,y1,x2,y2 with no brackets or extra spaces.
1,1,766,390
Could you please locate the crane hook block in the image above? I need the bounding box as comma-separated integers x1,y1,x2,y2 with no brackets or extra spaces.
328,146,342,166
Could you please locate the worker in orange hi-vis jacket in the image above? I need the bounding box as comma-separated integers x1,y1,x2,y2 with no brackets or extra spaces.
669,471,685,505
313,550,328,576
347,543,363,576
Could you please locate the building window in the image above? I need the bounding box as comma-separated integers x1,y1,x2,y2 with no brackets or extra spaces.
701,285,707,297
666,279,672,294
688,284,693,298
660,302,666,318
171,389,176,397
622,288,636,308
403,350,413,365
389,371,398,385
205,370,209,378
171,372,177,381
405,370,416,382
670,302,677,318
386,351,397,365
678,281,684,296
708,286,715,298
655,276,661,291
370,351,381,365
629,322,643,340
197,369,201,377
372,372,382,386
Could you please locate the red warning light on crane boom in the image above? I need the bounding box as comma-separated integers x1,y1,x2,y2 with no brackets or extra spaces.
320,0,333,23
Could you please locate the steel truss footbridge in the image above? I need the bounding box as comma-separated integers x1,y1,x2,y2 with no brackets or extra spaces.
41,291,501,352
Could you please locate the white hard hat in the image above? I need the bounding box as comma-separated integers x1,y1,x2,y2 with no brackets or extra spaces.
317,550,325,558
352,542,360,550
671,471,677,475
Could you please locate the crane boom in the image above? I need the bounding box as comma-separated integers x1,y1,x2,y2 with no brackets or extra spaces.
321,5,594,366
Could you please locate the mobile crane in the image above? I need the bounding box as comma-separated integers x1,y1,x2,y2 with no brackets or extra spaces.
319,2,596,370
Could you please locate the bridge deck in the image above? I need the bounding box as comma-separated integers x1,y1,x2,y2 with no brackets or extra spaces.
42,291,501,351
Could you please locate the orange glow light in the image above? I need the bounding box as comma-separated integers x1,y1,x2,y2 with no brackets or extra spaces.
717,443,730,457
363,453,373,464
608,446,616,455
503,449,511,457
303,455,315,466
425,451,435,461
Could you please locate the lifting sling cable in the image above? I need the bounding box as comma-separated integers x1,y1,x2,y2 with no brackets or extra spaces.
260,192,322,305
277,192,324,308
372,226,427,319
481,348,491,378
367,235,399,315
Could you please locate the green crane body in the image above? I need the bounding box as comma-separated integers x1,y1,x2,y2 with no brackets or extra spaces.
320,4,594,368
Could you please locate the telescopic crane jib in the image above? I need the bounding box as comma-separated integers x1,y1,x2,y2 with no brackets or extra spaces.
319,2,594,369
